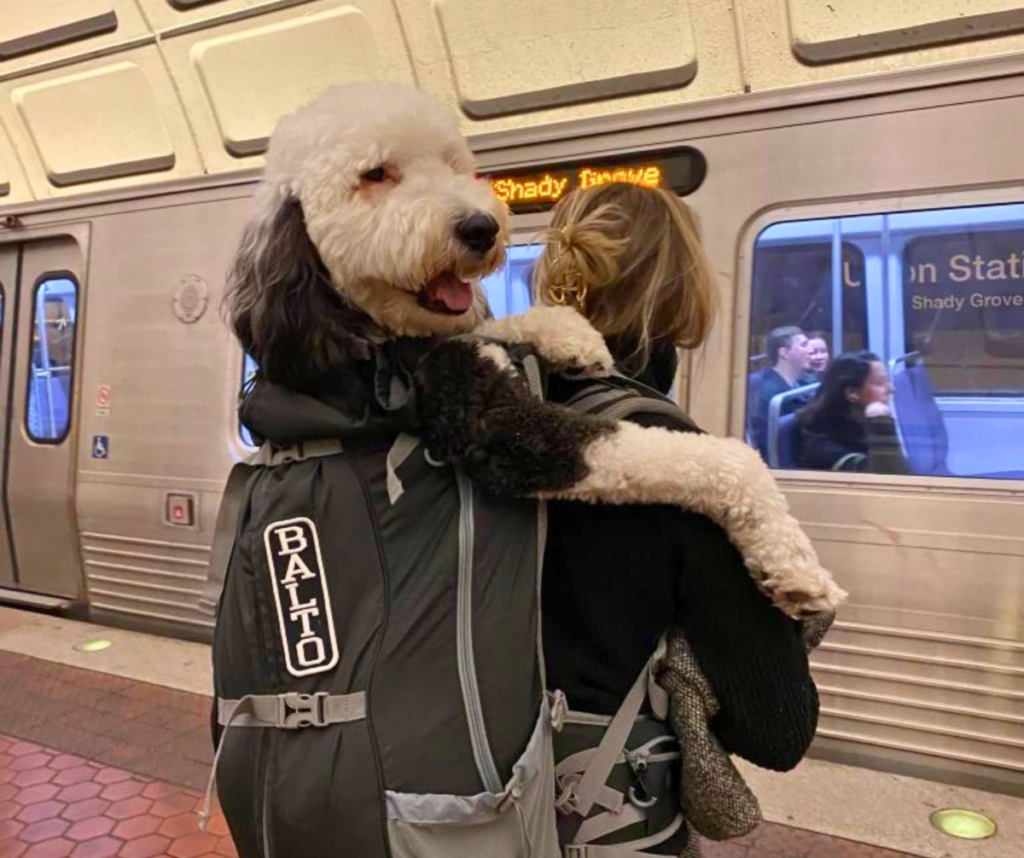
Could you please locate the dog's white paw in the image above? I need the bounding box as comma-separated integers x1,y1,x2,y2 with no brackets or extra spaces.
477,342,514,373
476,306,614,376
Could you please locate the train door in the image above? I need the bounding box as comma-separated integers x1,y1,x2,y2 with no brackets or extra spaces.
0,233,86,600
0,245,16,588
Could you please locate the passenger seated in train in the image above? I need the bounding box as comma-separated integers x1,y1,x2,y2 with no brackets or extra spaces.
800,331,830,384
795,351,910,474
749,325,814,457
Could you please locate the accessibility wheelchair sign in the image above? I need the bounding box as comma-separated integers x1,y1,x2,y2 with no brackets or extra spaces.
92,436,109,459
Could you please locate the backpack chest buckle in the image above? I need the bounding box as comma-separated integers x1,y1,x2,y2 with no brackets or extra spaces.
278,692,329,729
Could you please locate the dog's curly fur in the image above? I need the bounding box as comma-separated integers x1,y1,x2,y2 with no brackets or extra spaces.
226,197,374,391
415,339,615,497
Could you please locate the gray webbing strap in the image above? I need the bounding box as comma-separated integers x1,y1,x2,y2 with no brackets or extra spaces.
198,459,257,616
564,812,685,857
217,691,367,729
386,433,421,505
260,439,344,465
569,657,653,817
573,803,648,844
565,386,631,413
200,691,366,831
523,353,551,697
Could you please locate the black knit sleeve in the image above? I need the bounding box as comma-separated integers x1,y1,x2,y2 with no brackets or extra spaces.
674,515,819,771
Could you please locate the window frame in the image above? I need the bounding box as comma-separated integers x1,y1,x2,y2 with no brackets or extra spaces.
25,271,79,446
735,190,1024,492
238,352,259,449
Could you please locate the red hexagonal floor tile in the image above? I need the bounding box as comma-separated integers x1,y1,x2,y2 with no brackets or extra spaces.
0,840,27,858
48,757,86,774
12,771,54,790
111,815,160,841
98,783,142,804
22,841,73,858
60,800,109,824
14,787,60,807
69,838,121,858
64,817,115,843
9,757,52,774
213,837,237,858
105,798,151,822
167,833,217,858
92,772,130,789
0,801,22,820
15,802,65,825
0,784,17,803
51,770,94,790
157,813,198,840
139,784,178,802
19,818,70,844
117,835,170,858
0,817,25,839
149,795,195,820
53,786,100,806
7,744,43,759
199,814,228,839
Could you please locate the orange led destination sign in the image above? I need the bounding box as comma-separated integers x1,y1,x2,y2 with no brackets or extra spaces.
484,147,705,214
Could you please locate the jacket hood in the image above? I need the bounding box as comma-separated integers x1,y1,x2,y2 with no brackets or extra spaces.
240,338,432,447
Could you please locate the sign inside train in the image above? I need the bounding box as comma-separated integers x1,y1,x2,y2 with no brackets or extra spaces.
485,147,706,214
905,229,1024,328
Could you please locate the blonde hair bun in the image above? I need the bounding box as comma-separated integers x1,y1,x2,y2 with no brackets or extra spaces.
532,183,718,366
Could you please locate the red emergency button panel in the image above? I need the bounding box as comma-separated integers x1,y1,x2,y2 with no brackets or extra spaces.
166,493,196,527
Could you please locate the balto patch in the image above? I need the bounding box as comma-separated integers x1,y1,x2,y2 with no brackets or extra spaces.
264,517,339,677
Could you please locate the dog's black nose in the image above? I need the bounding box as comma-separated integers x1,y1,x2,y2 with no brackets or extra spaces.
456,214,500,254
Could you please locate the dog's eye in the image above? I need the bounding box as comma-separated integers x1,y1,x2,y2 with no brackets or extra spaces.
361,166,387,183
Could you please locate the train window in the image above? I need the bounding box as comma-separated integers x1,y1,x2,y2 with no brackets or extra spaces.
480,244,542,319
26,276,78,444
746,204,1024,481
239,354,259,448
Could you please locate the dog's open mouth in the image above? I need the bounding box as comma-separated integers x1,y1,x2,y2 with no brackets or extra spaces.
417,271,474,315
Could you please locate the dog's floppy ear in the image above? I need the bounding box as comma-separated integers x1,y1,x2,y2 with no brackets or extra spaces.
224,193,371,390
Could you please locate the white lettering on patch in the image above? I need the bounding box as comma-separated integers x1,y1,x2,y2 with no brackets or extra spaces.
264,517,339,677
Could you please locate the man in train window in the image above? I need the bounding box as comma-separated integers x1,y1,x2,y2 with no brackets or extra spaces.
749,325,813,458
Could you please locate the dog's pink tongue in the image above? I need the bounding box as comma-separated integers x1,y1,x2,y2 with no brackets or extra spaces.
423,272,473,313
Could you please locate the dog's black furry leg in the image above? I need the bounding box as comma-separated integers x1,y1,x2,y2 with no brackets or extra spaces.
414,340,614,497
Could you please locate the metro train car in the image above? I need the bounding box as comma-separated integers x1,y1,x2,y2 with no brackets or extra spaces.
0,0,1021,808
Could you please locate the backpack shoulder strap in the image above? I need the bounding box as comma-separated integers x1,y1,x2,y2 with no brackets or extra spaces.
199,459,258,615
563,373,700,433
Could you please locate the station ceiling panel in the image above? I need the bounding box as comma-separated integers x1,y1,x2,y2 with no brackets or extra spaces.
789,0,1024,64
138,0,311,34
740,0,1024,91
161,0,414,172
0,0,151,79
433,0,698,119
0,47,203,198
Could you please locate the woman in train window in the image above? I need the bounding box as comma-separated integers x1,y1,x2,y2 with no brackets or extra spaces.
795,351,911,474
800,330,831,384
528,183,821,851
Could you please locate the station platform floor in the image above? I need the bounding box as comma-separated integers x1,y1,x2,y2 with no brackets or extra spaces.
0,606,1019,858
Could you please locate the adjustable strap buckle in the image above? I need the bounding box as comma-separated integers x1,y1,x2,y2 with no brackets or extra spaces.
554,779,579,816
277,692,329,729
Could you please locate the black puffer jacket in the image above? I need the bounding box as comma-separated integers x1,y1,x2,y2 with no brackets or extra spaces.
543,343,819,771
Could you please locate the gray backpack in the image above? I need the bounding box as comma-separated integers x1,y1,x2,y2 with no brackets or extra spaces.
203,352,560,858
550,376,699,858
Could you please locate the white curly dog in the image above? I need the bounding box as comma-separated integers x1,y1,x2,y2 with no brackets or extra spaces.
228,81,845,617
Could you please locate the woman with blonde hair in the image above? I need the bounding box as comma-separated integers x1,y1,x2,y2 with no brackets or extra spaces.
530,183,820,854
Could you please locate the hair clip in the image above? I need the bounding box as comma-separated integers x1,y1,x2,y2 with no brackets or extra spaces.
546,268,588,311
